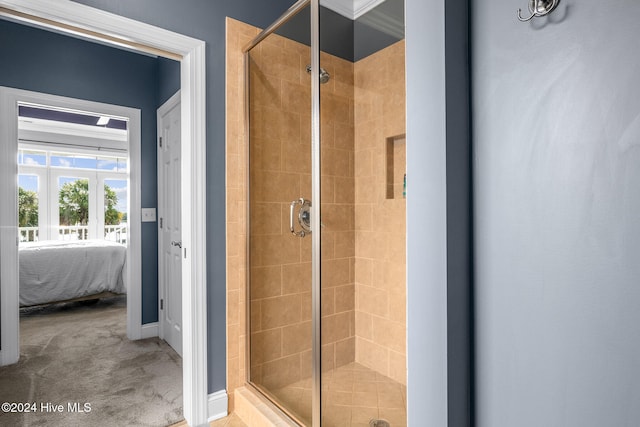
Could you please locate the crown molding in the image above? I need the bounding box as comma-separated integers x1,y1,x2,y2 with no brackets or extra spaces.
357,6,404,39
321,0,386,20
354,0,387,18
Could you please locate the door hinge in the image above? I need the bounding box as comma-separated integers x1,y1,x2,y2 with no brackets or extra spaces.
160,299,164,310
159,217,163,229
159,136,163,148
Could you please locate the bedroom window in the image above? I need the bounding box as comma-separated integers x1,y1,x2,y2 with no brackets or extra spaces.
17,104,129,245
18,148,128,244
19,148,129,244
56,175,93,241
18,174,40,242
104,178,128,244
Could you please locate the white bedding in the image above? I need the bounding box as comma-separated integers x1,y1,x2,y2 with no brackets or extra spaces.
19,239,126,306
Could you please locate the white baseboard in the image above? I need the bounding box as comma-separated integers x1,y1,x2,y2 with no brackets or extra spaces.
0,348,19,367
208,390,228,422
140,322,158,339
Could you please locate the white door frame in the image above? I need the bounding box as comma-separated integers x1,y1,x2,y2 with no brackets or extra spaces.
157,90,182,354
0,1,209,426
0,86,143,353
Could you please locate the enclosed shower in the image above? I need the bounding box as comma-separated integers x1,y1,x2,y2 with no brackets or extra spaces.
229,0,406,425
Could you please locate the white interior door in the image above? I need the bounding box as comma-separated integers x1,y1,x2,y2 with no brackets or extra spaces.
158,92,182,356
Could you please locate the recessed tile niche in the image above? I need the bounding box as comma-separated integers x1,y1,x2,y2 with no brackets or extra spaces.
386,134,406,200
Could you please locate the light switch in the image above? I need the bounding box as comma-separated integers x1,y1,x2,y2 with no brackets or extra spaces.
141,208,157,222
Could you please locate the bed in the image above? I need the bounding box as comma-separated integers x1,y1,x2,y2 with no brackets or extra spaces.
19,239,126,307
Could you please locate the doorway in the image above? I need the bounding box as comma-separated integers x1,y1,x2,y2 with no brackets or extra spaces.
0,1,209,425
0,87,143,349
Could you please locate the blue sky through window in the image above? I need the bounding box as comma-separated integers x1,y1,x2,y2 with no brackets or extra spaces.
59,176,82,186
18,151,46,166
19,175,38,192
51,154,97,169
19,149,126,171
105,179,127,213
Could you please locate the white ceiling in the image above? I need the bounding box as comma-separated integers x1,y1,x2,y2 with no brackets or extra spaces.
321,0,387,20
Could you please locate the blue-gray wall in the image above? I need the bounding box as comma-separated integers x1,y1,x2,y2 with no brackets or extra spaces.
276,5,355,61
445,1,472,426
158,57,181,106
473,1,640,426
354,0,404,61
275,2,404,63
0,18,169,325
71,0,299,395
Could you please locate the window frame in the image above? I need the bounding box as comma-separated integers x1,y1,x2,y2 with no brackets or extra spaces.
18,142,128,243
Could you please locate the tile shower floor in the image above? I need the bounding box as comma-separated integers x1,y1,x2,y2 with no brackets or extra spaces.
270,362,407,427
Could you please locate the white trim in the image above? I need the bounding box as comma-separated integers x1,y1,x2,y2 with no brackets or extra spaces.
353,0,387,18
19,141,127,157
320,0,386,19
19,117,128,151
0,2,209,426
207,390,229,422
319,0,354,19
180,40,210,427
0,87,142,364
140,322,159,339
0,90,19,366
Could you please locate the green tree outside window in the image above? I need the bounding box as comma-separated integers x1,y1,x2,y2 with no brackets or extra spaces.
18,187,39,227
58,179,121,226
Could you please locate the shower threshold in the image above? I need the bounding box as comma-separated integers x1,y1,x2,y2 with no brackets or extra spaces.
269,362,406,427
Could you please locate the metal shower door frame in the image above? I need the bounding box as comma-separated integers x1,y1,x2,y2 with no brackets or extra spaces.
242,0,322,425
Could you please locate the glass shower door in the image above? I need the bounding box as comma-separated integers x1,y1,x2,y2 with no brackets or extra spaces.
318,0,408,425
246,5,314,424
245,1,407,425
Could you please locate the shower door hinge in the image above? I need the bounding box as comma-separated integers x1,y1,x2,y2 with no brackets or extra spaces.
159,217,163,229
159,136,163,148
160,299,164,310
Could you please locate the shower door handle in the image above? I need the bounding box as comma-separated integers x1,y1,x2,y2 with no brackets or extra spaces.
290,198,311,238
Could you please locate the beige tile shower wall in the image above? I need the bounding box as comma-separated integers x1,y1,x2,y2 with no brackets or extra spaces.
353,41,407,385
227,17,357,405
319,51,356,373
226,18,258,412
248,30,314,392
248,44,357,387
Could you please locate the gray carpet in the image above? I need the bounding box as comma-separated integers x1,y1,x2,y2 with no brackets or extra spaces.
0,296,183,427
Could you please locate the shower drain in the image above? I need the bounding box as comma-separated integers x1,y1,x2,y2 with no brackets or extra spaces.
369,419,391,427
